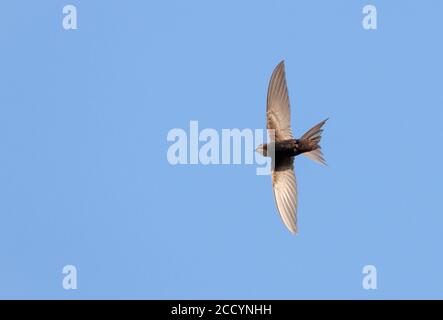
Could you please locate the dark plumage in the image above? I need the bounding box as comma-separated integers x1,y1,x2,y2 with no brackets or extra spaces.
256,61,328,234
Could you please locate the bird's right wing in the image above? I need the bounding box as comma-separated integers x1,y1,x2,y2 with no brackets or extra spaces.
266,61,294,142
272,157,297,234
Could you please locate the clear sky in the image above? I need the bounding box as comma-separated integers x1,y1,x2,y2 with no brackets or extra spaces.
1,0,443,299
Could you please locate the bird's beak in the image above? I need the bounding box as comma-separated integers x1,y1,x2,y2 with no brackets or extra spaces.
255,145,264,155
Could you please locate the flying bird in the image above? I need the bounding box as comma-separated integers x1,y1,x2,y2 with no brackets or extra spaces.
256,60,328,234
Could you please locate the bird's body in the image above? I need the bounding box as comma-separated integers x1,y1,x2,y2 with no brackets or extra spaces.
256,61,328,234
257,138,317,158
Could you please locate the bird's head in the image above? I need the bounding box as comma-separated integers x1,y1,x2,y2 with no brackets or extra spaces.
255,144,267,156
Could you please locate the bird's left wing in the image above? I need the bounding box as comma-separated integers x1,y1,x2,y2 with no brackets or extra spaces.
266,61,294,142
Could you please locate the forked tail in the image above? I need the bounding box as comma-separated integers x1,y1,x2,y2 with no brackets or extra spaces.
301,118,328,165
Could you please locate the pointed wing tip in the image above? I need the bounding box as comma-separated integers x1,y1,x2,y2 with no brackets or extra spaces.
277,60,286,71
288,226,298,235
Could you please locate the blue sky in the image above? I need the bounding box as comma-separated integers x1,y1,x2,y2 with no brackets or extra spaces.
1,0,443,299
